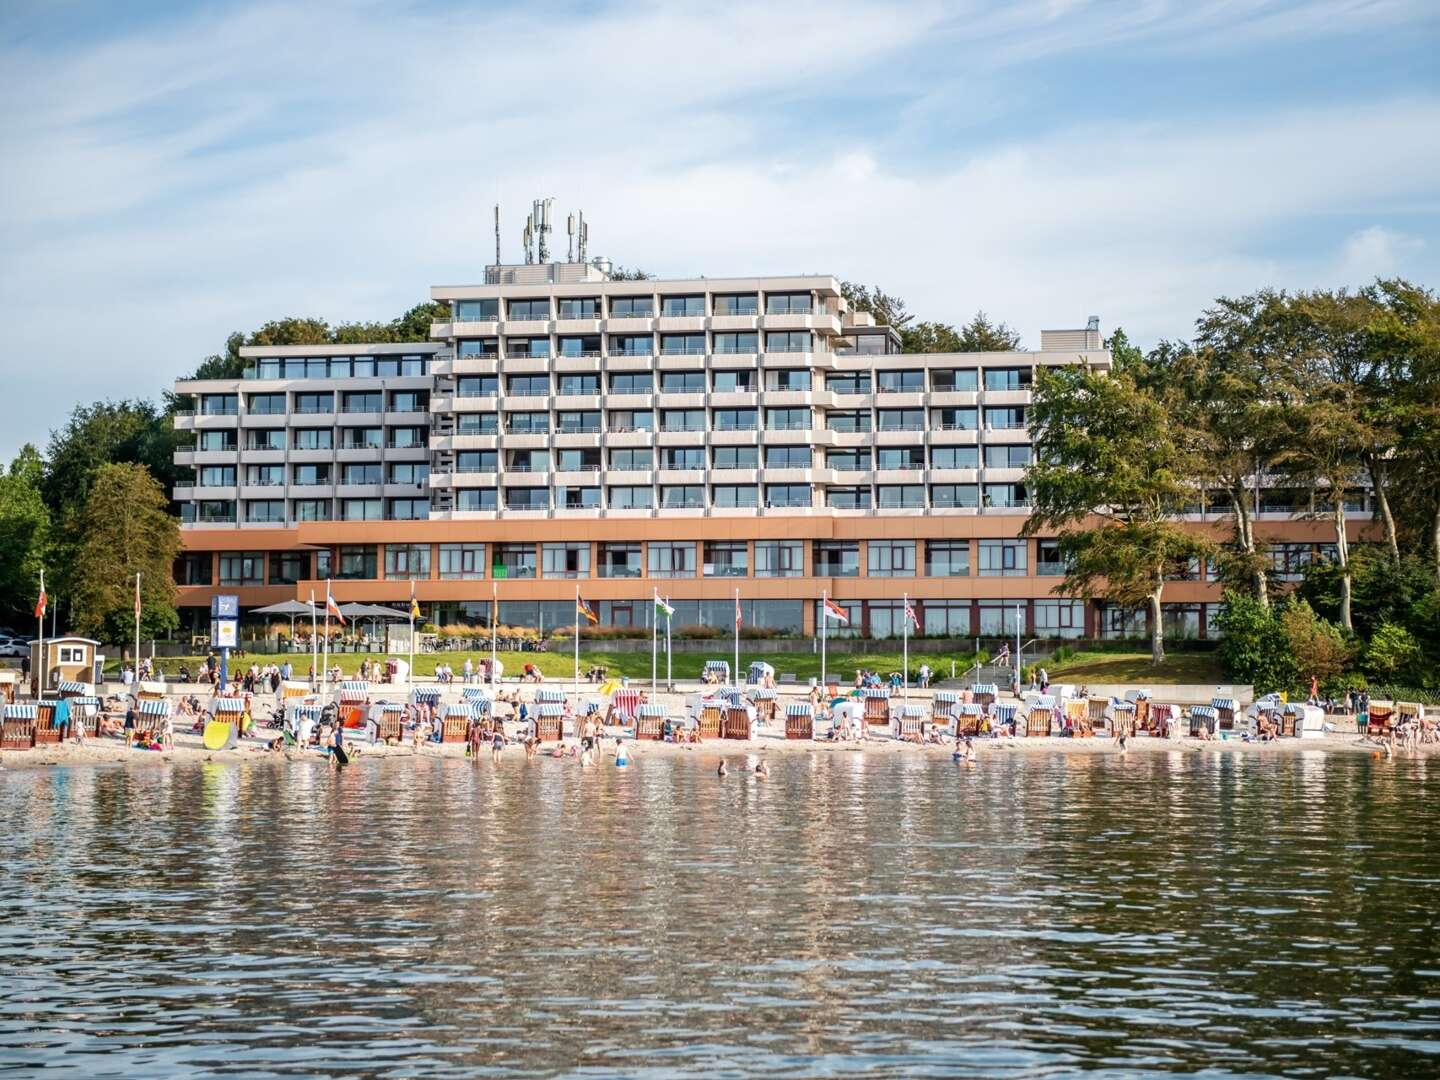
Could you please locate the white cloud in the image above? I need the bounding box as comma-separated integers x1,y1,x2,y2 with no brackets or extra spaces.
1334,225,1426,282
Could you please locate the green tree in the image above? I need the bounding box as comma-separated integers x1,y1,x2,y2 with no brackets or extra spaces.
953,310,1022,351
1278,599,1353,688
1216,591,1297,694
0,447,50,628
1023,360,1209,663
70,463,181,645
246,317,332,347
391,301,450,341
901,320,962,353
839,282,913,334
1364,622,1421,681
189,331,246,380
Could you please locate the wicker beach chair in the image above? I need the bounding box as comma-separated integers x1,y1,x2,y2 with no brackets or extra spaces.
1064,698,1089,735
1188,705,1218,737
895,703,926,739
2,703,36,749
751,687,777,726
635,703,667,741
1366,704,1395,739
534,703,564,742
972,683,997,710
932,691,959,728
375,702,405,743
863,687,891,729
954,703,983,737
784,701,813,740
1212,697,1239,733
1024,695,1057,737
1111,701,1137,738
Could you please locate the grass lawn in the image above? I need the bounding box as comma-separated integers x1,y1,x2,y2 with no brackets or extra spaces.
123,648,982,684
1044,650,1224,685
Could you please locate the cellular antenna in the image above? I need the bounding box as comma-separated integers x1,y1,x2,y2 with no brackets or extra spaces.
567,211,576,262
538,197,553,263
494,204,501,265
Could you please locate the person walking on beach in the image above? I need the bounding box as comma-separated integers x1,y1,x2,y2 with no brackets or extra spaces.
491,726,504,762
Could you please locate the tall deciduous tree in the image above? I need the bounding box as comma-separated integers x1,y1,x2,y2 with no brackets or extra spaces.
0,447,50,628
1023,354,1209,664
70,463,181,645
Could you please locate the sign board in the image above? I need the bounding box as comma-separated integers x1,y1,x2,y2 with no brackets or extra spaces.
210,595,240,619
211,621,238,648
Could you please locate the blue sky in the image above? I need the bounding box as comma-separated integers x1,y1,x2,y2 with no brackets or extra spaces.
1,0,1437,457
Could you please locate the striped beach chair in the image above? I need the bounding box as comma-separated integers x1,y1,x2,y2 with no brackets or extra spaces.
412,686,442,706
610,688,643,725
993,702,1018,735
535,688,567,707
895,702,925,739
751,687,777,725
863,687,891,728
461,686,489,705
212,697,246,716
1111,700,1137,738
2,702,37,750
281,680,310,702
1189,705,1218,737
535,702,565,742
1149,703,1178,738
1211,697,1239,732
972,683,998,710
337,681,369,729
954,702,983,737
702,660,730,685
932,691,959,725
56,679,89,698
636,702,667,741
374,701,405,743
746,661,774,686
339,681,370,702
785,701,813,740
440,703,470,743
1024,695,1057,737
722,697,752,740
70,695,103,738
131,697,171,746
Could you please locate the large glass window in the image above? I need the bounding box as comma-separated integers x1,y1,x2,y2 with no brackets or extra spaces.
387,427,426,450
712,369,757,392
247,393,285,414
295,392,333,414
765,293,812,314
934,408,979,431
712,485,758,507
598,543,642,578
984,407,1026,431
984,367,1032,391
542,543,590,579
199,465,236,487
611,448,654,470
1035,599,1084,639
218,552,264,586
340,499,383,521
456,450,498,473
932,446,979,469
557,373,600,395
341,463,381,485
610,296,655,317
661,409,705,432
201,394,237,416
828,411,872,434
660,333,705,355
765,484,811,508
507,375,549,397
608,371,652,393
557,297,600,318
388,391,427,413
506,449,548,474
507,299,550,320
660,370,705,393
755,541,803,577
293,428,332,450
387,499,429,520
765,408,810,431
505,337,550,358
982,483,1030,508
704,542,748,577
713,294,759,315
978,540,1027,576
385,544,430,579
925,541,970,577
661,295,704,317
826,486,872,510
177,553,212,586
712,408,756,431
766,369,811,391
648,542,696,578
557,411,601,433
457,338,499,357
245,465,284,487
389,462,430,486
931,369,979,392
876,369,924,393
341,427,382,449
456,488,498,511
764,331,811,353
556,486,601,509
293,499,330,521
657,447,699,470
607,409,653,432
660,485,703,509
337,545,378,579
814,541,859,577
249,429,286,451
713,332,759,354
984,444,1031,468
932,485,979,508
505,487,550,511
923,601,972,637
197,430,236,451
609,333,652,355
609,486,654,510
878,409,924,431
868,540,916,577
877,485,925,509
456,413,499,436
828,449,872,471
493,543,537,579
1036,540,1067,576
978,600,1024,636
764,445,811,468
507,412,549,434
712,446,759,470
559,448,603,471
438,544,486,580
342,391,382,413
456,299,499,321
827,372,872,395
877,447,924,471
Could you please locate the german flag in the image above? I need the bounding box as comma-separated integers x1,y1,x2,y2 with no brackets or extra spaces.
577,596,599,624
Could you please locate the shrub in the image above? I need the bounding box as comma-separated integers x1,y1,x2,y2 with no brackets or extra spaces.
1216,591,1297,694
1364,623,1422,681
1279,600,1352,688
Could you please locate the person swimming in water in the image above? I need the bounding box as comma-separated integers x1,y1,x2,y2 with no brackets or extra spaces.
717,759,728,777
754,759,770,779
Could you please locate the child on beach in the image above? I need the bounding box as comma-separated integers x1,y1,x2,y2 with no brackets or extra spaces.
491,728,505,761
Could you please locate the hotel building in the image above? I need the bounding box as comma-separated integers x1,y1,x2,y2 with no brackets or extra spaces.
171,258,1358,642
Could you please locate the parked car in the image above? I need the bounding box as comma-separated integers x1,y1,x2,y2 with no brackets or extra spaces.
0,637,29,658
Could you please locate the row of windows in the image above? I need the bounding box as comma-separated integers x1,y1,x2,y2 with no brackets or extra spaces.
448,483,1030,512
440,445,1027,473
204,427,430,452
224,354,432,386
457,331,818,359
444,406,1025,435
183,539,1059,585
242,390,429,414
452,292,819,322
193,463,432,487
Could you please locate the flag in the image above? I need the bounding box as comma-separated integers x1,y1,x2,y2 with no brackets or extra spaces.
326,582,345,624
904,599,919,629
653,591,674,618
822,597,850,624
734,594,743,629
409,581,421,621
35,571,46,620
577,596,598,624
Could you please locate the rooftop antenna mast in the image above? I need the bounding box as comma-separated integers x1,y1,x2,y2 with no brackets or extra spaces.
579,212,588,263
566,211,576,262
522,209,534,265
537,197,553,263
494,204,501,265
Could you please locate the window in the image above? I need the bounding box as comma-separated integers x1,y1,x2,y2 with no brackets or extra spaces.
507,375,549,397
245,465,284,487
218,552,264,586
868,540,916,577
713,408,757,431
250,429,286,451
506,449,548,474
197,430,235,451
177,553,212,586
505,337,550,358
338,545,377,579
827,372,872,395
649,542,696,577
984,445,1031,468
389,462,430,485
766,369,811,391
712,484,758,508
598,543,642,578
815,598,860,637
457,338,499,357
542,543,590,578
877,447,924,471
705,541,748,577
610,448,654,470
294,428,332,450
932,484,979,509
658,447,700,470
925,541,970,577
931,369,979,392
388,391,426,413
507,299,551,320
814,541,859,577
611,296,655,317
984,367,1032,391
342,463,381,485
712,369,757,392
558,411,601,433
558,297,600,318
978,600,1025,636
607,409,653,432
505,487,550,511
766,484,811,508
439,543,486,580
877,485,924,508
341,427,382,450
456,299,499,321
458,411,498,433
609,371,652,393
385,544,430,578
1035,600,1084,639
245,500,284,523
828,450,872,472
931,447,978,470
828,411,872,433
837,333,890,355
388,428,426,450
660,333,705,355
556,486,601,509
340,499,383,521
456,450,498,473
609,486,653,510
826,486,871,510
660,371,705,393
878,409,924,431
660,485,703,509
661,295,704,317
559,448,603,471
1267,543,1314,580
713,294,759,315
934,407,978,431
924,601,971,637
877,369,923,393
387,498,429,520
560,376,601,399
765,445,811,468
609,334,653,355
456,488,497,511
1037,540,1066,576
199,465,236,487
201,394,237,416
765,408,810,431
712,446,759,470
713,332,759,354
507,412,549,435
293,499,330,521
493,543,537,579
755,540,803,577
558,335,601,359
342,391,382,413
978,540,1027,576
982,483,1029,508
984,407,1026,431
662,409,705,432
247,393,285,414
765,293,812,314
764,331,811,353
295,392,333,414
1163,604,1203,640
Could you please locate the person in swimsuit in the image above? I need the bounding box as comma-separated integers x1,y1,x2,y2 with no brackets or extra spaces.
491,728,505,761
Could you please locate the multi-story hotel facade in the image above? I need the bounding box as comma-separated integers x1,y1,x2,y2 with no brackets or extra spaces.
171,258,1364,643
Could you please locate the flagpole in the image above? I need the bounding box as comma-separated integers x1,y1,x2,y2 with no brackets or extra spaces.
134,572,141,681
733,587,740,690
902,592,910,702
322,584,331,701
573,585,580,696
651,593,657,694
408,583,415,690
665,602,672,691
36,568,45,698
821,589,828,692
310,590,318,691
490,580,498,686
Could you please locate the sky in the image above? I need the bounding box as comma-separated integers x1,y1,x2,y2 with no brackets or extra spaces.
0,0,1437,458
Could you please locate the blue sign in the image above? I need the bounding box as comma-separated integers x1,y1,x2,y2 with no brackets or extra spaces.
210,595,240,619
